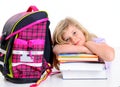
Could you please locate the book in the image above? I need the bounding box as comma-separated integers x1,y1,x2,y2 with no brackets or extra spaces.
58,53,107,79
60,62,106,71
61,70,108,80
58,53,99,62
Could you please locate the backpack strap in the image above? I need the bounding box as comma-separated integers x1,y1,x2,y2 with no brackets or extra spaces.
27,5,39,12
0,48,6,54
30,63,52,87
0,36,4,75
0,64,3,74
0,56,4,74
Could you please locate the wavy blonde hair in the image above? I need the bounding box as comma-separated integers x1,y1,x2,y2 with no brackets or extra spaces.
53,17,97,46
52,17,97,69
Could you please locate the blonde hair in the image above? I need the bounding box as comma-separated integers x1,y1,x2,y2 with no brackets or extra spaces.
52,17,97,69
53,17,97,46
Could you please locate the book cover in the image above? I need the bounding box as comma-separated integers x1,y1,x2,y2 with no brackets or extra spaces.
58,53,99,62
59,53,98,57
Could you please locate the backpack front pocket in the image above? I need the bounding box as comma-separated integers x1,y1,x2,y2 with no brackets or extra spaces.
12,39,45,78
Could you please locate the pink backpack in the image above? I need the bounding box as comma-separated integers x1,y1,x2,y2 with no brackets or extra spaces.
0,5,53,86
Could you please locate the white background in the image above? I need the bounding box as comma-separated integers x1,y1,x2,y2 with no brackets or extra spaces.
0,0,120,47
0,1,120,86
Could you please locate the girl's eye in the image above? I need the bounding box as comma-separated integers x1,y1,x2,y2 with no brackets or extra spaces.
65,38,70,42
73,31,76,35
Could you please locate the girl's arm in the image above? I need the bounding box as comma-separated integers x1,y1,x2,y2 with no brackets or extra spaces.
53,44,92,55
85,41,115,61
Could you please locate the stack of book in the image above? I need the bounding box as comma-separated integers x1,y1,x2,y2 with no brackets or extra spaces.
58,53,107,80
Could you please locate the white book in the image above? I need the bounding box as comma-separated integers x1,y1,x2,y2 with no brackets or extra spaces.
60,62,106,71
61,70,108,80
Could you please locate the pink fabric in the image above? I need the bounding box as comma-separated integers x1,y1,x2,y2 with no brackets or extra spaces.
12,64,41,78
28,39,44,48
12,39,44,78
14,39,27,50
14,39,27,46
6,18,48,40
13,39,44,61
14,39,44,50
17,22,46,40
11,20,48,78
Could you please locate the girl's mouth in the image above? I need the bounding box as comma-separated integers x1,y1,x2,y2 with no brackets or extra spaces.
74,41,80,45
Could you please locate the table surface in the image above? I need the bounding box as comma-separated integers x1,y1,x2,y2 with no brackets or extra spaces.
0,47,120,87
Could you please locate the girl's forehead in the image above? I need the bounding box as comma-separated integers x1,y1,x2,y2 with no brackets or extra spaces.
63,25,79,32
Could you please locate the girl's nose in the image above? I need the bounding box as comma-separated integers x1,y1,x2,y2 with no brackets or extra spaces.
71,37,77,45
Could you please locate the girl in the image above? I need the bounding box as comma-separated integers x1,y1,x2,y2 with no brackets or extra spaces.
52,17,114,69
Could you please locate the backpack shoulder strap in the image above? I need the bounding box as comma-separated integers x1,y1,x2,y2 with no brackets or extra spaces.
0,56,4,74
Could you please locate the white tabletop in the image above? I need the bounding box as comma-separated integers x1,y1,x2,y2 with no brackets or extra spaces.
0,47,120,87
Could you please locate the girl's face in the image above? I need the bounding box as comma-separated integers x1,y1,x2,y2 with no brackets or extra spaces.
62,25,86,46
